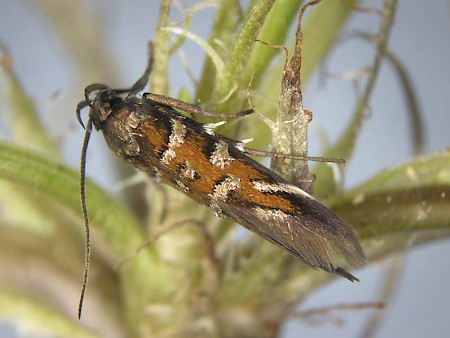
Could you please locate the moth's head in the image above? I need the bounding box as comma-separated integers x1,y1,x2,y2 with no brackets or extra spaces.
88,89,122,131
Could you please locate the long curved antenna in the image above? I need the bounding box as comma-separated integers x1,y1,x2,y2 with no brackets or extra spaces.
76,101,90,129
78,115,93,319
84,83,110,102
76,84,110,130
126,41,155,98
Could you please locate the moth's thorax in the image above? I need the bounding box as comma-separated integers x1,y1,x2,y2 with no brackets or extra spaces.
95,99,145,163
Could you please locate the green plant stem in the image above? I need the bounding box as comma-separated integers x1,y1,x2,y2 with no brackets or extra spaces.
150,0,171,95
211,0,275,112
196,0,243,103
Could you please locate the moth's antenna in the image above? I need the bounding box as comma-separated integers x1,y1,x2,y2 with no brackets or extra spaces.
127,41,155,98
76,41,155,319
76,100,90,129
78,114,93,319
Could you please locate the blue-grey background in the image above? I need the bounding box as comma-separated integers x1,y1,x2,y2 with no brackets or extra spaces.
0,1,449,337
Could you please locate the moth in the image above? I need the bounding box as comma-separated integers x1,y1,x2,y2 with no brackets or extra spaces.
76,43,365,317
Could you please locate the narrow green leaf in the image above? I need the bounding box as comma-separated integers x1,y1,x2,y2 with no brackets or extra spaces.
1,55,58,159
196,0,243,103
0,141,140,259
0,141,176,332
32,0,119,84
330,152,450,239
243,0,303,87
0,288,100,338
